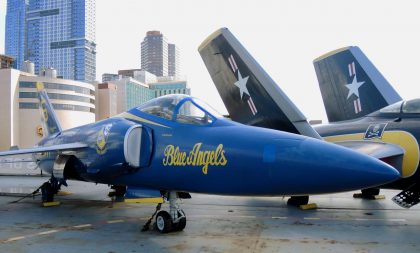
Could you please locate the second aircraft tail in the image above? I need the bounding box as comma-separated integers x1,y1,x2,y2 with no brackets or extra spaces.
313,46,402,123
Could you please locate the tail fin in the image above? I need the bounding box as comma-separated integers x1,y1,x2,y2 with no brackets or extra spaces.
198,28,320,139
313,46,402,122
36,82,62,136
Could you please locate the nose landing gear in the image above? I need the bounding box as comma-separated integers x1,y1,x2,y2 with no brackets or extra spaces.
142,191,187,233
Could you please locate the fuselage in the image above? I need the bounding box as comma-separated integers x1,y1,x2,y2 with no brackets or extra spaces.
34,96,399,197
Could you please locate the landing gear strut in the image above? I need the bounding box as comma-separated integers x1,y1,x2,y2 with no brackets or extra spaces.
142,191,186,233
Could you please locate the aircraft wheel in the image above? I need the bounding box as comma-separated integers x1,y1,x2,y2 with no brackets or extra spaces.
155,210,173,233
173,211,187,232
41,182,54,203
361,188,380,196
287,196,309,206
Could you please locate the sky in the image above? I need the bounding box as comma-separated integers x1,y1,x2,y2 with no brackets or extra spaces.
1,0,420,121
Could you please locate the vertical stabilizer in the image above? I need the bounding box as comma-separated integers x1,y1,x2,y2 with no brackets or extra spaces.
313,46,402,122
198,28,320,139
36,82,62,136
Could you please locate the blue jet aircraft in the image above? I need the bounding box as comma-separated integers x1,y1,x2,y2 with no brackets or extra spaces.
0,80,399,233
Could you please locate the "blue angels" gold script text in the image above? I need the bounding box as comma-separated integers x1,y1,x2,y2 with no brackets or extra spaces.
163,143,227,174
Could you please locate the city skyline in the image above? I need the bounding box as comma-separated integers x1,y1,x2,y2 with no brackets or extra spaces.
1,0,420,120
5,0,96,82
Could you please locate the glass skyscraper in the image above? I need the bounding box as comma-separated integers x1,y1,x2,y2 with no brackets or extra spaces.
5,0,96,82
5,0,28,70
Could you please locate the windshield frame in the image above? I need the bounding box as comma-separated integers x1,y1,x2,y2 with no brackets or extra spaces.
378,100,404,114
172,97,218,125
135,94,221,125
402,98,420,114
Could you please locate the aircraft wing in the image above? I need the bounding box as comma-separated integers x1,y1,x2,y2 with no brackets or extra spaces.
334,140,404,172
198,28,321,139
0,142,88,158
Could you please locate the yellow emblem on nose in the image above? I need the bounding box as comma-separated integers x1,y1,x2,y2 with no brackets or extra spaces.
96,124,112,154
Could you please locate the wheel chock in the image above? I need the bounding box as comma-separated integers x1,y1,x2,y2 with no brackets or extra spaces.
42,201,61,207
353,193,385,200
299,203,317,210
57,191,72,196
124,197,164,204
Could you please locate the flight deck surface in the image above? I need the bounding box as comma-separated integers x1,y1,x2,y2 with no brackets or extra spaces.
0,175,419,253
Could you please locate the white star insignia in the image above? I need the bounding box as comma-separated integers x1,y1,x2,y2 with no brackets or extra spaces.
345,75,365,99
234,70,250,99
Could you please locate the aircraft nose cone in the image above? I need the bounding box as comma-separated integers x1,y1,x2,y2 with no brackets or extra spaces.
302,138,400,193
272,137,400,195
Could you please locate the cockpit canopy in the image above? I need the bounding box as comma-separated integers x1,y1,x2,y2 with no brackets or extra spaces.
379,99,420,114
137,94,223,125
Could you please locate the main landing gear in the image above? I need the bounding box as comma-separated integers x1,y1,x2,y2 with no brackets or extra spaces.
142,191,187,233
353,188,383,200
9,176,64,206
40,176,66,206
287,196,309,206
287,195,317,210
108,185,127,202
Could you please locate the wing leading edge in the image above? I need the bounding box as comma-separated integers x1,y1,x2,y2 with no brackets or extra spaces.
0,142,88,158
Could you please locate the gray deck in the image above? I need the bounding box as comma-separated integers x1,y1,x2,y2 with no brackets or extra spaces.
0,175,419,253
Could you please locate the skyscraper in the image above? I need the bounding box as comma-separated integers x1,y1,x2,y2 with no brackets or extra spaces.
5,0,96,82
168,43,180,77
5,0,27,70
141,31,168,77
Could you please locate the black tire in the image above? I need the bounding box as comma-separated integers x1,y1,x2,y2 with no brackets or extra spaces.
287,196,309,206
155,211,173,233
41,182,54,203
361,188,380,196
